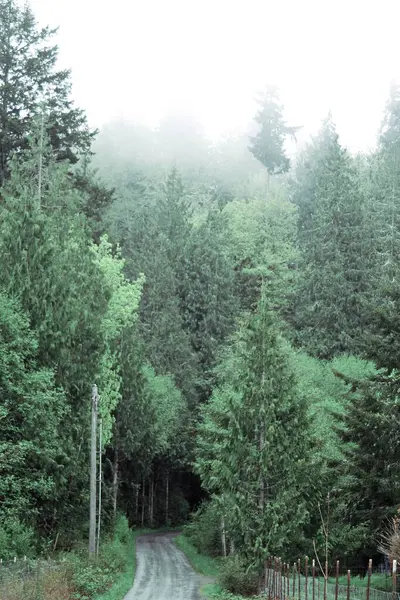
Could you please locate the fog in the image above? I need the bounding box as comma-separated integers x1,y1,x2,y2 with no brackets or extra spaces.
31,0,400,152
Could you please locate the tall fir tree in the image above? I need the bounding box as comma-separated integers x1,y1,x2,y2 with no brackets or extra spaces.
341,373,400,558
0,136,108,540
180,208,238,400
0,292,65,532
293,116,368,358
0,0,95,183
249,86,299,175
196,292,309,567
362,84,400,371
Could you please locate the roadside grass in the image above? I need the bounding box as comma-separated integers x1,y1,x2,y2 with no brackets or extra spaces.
174,533,220,578
94,527,153,600
201,582,265,599
95,526,182,600
175,534,266,599
327,574,392,592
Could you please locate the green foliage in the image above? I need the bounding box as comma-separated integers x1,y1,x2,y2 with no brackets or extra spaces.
196,292,310,567
249,86,300,174
0,0,94,184
0,138,108,539
175,534,219,577
361,83,400,371
91,235,144,445
293,116,368,358
342,372,400,555
222,190,298,313
183,501,223,558
93,529,142,600
205,590,264,600
218,555,259,597
5,0,400,572
0,291,65,530
64,518,134,600
180,208,238,399
0,519,35,560
113,515,131,545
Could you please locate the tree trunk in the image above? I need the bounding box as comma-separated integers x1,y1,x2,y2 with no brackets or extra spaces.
141,478,145,527
259,426,264,511
135,484,139,524
259,372,265,512
230,539,235,555
149,476,154,527
267,170,271,197
112,445,118,522
221,516,227,557
165,472,169,525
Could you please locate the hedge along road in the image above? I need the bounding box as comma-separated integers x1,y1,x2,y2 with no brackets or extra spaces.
124,531,210,600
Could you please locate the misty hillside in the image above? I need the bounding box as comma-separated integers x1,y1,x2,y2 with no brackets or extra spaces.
1,1,400,599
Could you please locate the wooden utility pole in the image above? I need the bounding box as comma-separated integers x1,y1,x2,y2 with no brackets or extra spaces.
89,384,98,557
96,418,103,558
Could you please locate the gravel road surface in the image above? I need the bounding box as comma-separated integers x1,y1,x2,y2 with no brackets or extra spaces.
124,531,210,600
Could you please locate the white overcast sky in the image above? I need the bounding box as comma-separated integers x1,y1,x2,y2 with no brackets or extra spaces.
31,0,400,153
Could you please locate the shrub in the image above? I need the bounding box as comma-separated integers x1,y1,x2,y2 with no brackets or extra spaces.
0,518,35,560
184,500,223,557
63,526,130,599
114,515,130,545
219,555,259,597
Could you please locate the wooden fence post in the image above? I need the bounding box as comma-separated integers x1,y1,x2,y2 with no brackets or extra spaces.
312,559,316,600
347,569,351,600
298,559,301,600
366,559,372,600
335,560,339,600
305,556,309,600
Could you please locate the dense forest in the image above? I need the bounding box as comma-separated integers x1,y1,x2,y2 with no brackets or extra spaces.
2,0,400,589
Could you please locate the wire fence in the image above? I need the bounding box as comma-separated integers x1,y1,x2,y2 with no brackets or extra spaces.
0,557,69,600
264,558,400,600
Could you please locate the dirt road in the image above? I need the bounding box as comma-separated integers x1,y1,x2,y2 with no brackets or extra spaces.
124,531,210,600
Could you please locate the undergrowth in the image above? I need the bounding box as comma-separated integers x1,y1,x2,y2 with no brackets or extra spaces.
175,533,219,577
176,534,262,599
93,527,152,600
327,574,392,592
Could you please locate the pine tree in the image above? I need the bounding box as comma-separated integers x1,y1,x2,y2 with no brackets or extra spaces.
0,0,95,184
249,86,300,175
0,137,108,539
0,292,65,529
293,116,368,358
362,84,400,371
180,208,238,400
342,374,400,557
196,293,309,567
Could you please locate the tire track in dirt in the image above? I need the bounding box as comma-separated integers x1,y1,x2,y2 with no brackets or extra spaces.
124,531,209,600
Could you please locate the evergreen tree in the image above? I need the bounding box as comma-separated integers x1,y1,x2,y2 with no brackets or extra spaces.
108,169,200,404
196,293,309,567
0,138,108,540
0,292,65,529
0,0,94,184
342,373,400,558
362,84,400,371
249,86,299,175
180,208,238,400
223,191,298,314
293,116,367,358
